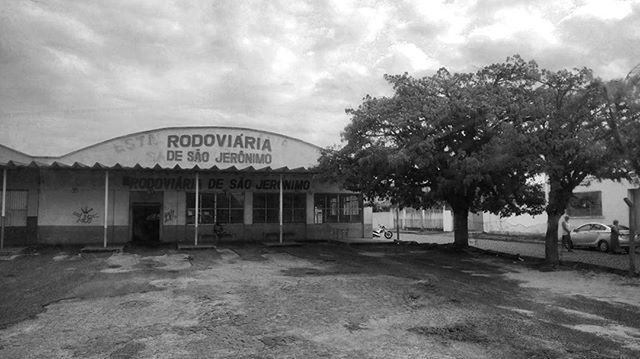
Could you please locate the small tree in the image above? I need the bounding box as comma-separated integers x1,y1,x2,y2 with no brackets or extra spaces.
318,57,546,247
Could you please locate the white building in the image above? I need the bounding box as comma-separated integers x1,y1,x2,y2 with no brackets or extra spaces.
483,178,640,235
0,127,373,247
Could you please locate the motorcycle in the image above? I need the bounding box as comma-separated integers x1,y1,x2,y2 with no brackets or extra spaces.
372,225,394,239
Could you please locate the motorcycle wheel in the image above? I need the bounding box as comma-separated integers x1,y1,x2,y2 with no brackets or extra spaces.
384,231,393,239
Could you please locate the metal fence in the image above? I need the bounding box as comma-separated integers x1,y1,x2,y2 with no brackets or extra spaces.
393,208,444,230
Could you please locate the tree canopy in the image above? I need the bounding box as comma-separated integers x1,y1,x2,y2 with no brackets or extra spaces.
319,56,635,260
524,67,629,264
317,56,546,247
599,65,640,176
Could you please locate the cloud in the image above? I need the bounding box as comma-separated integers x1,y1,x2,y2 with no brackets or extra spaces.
1,0,639,154
469,7,560,46
564,0,634,21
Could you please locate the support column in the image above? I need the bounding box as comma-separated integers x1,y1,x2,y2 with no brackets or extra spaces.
279,174,283,244
103,171,109,248
395,207,400,241
402,208,406,230
1,168,6,249
195,171,199,246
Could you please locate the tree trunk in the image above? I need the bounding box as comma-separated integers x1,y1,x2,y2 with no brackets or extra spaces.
545,212,561,266
453,208,469,248
545,179,571,266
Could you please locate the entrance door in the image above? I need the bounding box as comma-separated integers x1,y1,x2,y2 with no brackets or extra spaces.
131,203,161,243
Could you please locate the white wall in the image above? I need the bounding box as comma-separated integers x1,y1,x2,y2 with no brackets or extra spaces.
38,171,115,226
483,213,547,234
373,208,451,231
372,211,395,229
55,127,322,170
483,178,640,235
443,209,453,232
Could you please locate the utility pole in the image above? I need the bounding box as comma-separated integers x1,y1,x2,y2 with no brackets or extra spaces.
395,207,400,242
624,197,637,276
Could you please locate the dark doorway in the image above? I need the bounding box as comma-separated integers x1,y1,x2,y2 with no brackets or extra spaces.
131,203,161,243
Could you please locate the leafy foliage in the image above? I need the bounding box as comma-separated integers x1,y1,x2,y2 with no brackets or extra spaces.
599,66,640,178
317,56,547,247
516,67,628,263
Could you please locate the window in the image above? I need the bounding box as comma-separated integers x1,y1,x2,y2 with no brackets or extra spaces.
575,224,591,232
567,191,602,217
314,194,362,223
186,192,244,224
253,193,306,223
4,190,27,227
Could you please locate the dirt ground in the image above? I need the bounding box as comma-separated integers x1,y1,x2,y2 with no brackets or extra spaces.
1,242,640,359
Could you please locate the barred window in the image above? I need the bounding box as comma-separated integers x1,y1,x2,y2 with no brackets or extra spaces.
314,194,362,223
3,190,27,227
186,192,244,224
567,191,602,217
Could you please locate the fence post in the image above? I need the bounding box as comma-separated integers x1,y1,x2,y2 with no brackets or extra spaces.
624,197,636,276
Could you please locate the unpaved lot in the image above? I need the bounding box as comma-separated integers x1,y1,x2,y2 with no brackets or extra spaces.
1,243,640,358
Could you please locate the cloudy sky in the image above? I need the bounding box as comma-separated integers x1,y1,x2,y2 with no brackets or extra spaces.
1,0,639,156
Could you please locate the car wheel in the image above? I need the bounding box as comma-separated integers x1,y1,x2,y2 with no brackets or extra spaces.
597,240,609,253
384,231,393,239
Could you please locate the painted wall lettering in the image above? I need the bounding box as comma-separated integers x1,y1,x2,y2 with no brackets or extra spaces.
122,176,310,192
255,179,311,190
73,207,99,224
114,134,159,153
166,133,272,152
165,133,273,165
215,151,271,164
123,176,198,190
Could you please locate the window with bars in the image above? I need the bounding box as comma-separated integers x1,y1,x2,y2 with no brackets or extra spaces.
186,192,244,224
3,190,28,227
253,193,306,223
567,191,602,217
314,194,362,223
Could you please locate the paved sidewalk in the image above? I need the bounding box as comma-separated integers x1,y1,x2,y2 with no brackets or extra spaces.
392,231,640,273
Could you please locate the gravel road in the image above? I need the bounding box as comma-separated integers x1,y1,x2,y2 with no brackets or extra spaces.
1,243,640,358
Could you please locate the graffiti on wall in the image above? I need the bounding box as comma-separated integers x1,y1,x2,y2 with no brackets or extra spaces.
73,207,99,224
164,209,176,224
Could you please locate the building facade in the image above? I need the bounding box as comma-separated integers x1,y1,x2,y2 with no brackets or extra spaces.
483,178,640,235
0,127,372,246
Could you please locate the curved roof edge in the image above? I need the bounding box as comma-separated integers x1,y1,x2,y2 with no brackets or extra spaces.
58,126,323,160
0,160,319,173
0,144,33,158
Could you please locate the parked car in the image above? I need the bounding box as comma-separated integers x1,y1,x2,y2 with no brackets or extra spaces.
570,222,632,252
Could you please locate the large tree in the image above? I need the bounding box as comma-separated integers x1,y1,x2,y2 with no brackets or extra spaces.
524,68,628,265
598,65,640,274
318,57,546,247
599,65,640,174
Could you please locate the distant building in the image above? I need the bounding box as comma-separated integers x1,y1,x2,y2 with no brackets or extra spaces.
0,127,372,246
482,177,640,235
